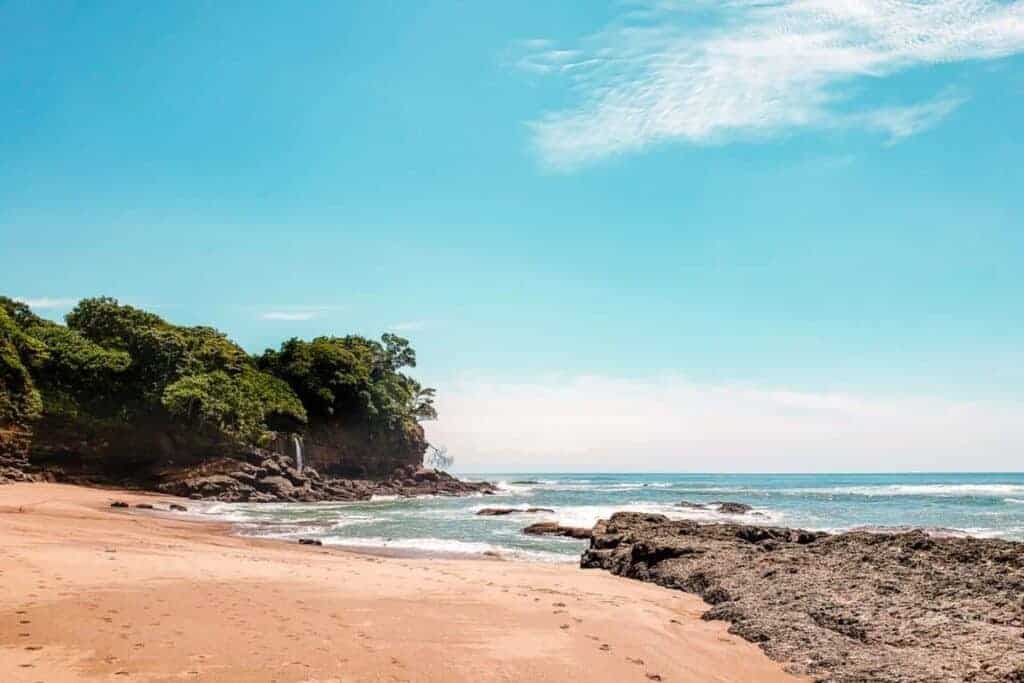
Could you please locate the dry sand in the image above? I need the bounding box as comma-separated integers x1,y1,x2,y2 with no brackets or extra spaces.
0,483,802,682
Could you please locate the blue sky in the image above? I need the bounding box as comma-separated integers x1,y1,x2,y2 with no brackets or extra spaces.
2,1,1023,470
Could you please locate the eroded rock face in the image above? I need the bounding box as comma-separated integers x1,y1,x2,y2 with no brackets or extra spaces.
156,457,495,503
0,427,37,484
581,512,1024,683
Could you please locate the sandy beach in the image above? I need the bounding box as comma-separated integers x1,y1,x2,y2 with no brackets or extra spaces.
0,483,801,682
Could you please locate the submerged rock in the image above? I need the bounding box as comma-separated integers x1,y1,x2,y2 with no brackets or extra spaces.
709,501,753,514
581,512,1024,683
476,507,555,516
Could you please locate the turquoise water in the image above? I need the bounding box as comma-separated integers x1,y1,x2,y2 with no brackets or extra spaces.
200,472,1024,562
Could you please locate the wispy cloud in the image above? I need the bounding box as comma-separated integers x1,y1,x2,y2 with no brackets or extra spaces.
389,320,427,332
428,375,1024,472
515,1,1024,168
15,297,78,309
259,310,322,321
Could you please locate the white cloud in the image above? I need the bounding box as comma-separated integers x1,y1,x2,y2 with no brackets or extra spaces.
15,297,77,309
259,311,321,321
389,320,427,332
518,1,1024,168
427,375,1024,472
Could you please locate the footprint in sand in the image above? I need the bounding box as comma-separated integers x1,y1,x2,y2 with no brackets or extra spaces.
559,624,570,630
645,674,663,681
599,643,611,652
626,657,644,666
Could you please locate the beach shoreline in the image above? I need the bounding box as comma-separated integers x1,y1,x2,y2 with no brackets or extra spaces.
0,482,801,682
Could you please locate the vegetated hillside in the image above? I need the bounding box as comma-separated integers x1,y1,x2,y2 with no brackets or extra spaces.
0,296,436,483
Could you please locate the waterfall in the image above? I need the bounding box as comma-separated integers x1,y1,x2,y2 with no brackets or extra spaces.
292,435,303,472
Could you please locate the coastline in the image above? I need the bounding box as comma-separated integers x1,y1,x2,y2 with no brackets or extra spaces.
0,483,801,682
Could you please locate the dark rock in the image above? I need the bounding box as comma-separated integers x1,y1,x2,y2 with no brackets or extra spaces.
710,501,753,514
110,501,129,508
476,507,555,516
523,522,592,540
139,452,494,504
675,500,707,509
134,503,154,510
256,475,295,498
298,538,323,546
581,511,1024,683
168,503,187,512
412,467,440,482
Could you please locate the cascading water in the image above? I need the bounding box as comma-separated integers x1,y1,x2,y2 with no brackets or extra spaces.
292,435,303,472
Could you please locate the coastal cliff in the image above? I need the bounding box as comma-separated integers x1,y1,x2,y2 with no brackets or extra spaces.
581,512,1024,683
0,296,474,497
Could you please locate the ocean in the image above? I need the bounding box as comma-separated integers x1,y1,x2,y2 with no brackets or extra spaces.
197,472,1024,562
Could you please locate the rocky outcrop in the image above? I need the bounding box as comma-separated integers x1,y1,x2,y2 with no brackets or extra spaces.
674,500,754,514
156,456,495,503
523,522,592,540
710,501,753,514
581,512,1024,683
16,409,457,499
476,507,555,516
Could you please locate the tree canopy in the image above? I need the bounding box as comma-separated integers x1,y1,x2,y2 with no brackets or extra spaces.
0,296,436,449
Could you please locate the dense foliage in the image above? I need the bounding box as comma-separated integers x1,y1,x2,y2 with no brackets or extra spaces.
258,333,437,428
0,296,436,450
0,305,43,426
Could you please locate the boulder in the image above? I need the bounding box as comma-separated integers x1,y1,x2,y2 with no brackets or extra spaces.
256,475,295,498
412,467,440,482
523,522,592,540
710,501,753,514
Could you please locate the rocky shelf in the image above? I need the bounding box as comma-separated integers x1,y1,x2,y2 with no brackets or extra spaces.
581,512,1024,683
156,456,496,502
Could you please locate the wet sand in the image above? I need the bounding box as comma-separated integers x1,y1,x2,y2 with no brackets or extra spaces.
0,483,802,682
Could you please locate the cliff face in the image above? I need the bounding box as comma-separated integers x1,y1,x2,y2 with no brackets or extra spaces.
23,411,425,486
25,411,244,485
300,417,426,478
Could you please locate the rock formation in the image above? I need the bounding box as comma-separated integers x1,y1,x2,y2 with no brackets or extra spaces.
523,522,592,540
157,457,495,503
581,512,1024,683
